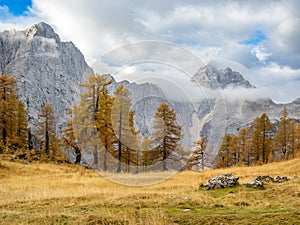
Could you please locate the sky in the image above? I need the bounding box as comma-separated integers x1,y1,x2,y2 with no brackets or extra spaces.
1,0,300,103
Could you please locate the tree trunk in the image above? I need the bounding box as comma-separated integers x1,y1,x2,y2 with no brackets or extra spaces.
75,148,81,164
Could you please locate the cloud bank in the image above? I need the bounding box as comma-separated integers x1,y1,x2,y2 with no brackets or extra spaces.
0,0,299,102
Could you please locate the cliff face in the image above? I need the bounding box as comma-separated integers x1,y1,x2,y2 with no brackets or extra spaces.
0,22,93,131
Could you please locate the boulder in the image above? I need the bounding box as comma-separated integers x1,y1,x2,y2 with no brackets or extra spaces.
203,174,239,190
274,176,290,183
244,178,264,189
255,175,274,183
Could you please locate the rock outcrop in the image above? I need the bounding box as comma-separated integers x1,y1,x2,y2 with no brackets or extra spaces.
192,64,255,89
202,174,239,190
244,175,291,188
244,178,264,189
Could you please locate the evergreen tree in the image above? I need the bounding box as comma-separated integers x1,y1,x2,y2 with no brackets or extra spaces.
150,102,181,171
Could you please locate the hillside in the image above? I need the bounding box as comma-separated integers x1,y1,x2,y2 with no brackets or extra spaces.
0,158,299,225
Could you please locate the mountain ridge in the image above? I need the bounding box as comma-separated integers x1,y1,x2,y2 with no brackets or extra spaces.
0,22,93,132
1,22,300,164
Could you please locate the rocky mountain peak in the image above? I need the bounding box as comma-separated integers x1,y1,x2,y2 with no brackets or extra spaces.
191,64,255,89
23,22,60,43
0,22,93,132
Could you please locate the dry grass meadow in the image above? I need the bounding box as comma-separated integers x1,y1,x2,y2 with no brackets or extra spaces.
0,158,300,225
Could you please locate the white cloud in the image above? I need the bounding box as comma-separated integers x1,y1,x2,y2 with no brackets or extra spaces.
251,45,272,63
1,0,300,102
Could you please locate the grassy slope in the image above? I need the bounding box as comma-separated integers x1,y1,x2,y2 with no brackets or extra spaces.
0,158,299,225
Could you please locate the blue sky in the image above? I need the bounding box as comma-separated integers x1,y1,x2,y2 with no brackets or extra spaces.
0,0,31,16
0,0,300,102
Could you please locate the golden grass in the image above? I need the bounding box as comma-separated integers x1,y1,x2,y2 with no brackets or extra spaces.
0,158,300,224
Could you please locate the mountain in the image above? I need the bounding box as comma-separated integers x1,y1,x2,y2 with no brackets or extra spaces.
1,23,299,165
192,64,255,89
118,64,300,163
0,22,93,131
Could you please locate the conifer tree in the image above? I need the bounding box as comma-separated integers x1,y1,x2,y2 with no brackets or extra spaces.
258,113,273,163
275,107,290,160
235,128,250,166
141,136,152,172
150,102,181,171
296,123,300,158
287,119,297,159
112,85,136,172
248,117,260,163
229,135,239,166
62,108,81,164
185,136,208,170
75,75,115,169
94,76,115,171
128,110,141,173
0,75,28,152
38,103,60,159
216,134,232,168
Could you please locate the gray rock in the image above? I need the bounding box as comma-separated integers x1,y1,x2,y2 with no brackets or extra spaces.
192,64,255,89
274,176,290,183
255,175,274,183
203,174,239,190
244,178,264,189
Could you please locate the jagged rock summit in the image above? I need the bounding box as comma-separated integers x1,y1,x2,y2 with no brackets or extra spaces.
0,22,93,131
192,63,255,89
24,22,60,42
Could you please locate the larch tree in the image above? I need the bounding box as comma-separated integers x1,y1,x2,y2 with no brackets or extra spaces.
94,76,115,171
287,119,297,159
235,128,250,166
112,85,135,172
62,107,81,164
296,123,300,158
248,117,261,163
150,102,181,171
258,113,273,163
0,75,28,153
128,110,141,173
76,74,114,169
274,107,290,160
216,134,232,168
37,103,60,160
185,136,208,170
140,136,152,172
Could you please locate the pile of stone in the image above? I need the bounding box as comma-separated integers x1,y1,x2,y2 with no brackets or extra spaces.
273,176,290,183
201,174,292,190
243,175,291,189
202,174,239,190
244,178,264,189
